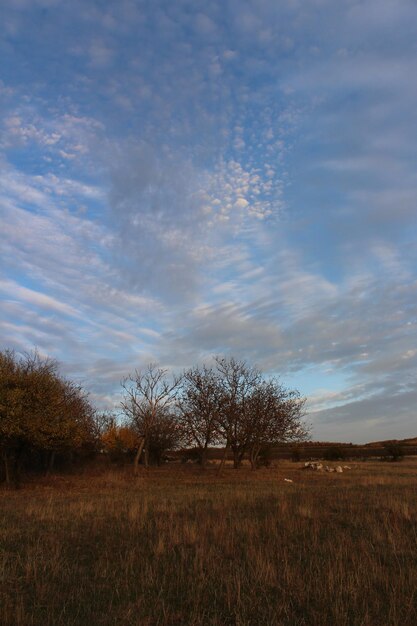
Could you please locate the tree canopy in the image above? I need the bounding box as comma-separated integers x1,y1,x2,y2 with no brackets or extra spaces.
0,350,97,486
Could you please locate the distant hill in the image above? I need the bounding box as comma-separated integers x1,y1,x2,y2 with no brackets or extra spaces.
180,437,417,462
298,436,417,448
271,436,417,460
364,436,417,447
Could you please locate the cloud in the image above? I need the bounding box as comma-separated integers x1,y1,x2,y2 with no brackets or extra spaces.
106,140,288,303
311,381,417,442
88,39,114,67
0,0,416,440
0,279,79,317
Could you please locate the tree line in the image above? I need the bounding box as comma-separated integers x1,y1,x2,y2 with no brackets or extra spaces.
0,350,309,486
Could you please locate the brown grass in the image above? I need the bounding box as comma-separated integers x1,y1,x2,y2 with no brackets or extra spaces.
1,460,417,625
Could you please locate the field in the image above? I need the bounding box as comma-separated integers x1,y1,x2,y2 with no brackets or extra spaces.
1,460,417,626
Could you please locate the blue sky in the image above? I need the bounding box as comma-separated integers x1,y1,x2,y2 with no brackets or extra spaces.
1,0,416,442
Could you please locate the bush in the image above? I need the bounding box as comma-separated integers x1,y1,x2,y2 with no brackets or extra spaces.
324,446,346,461
180,447,201,464
291,448,302,462
257,445,273,468
383,443,405,462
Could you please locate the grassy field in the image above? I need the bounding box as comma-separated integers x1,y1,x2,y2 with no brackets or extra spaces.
1,460,417,626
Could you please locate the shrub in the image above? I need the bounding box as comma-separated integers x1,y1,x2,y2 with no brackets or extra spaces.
324,446,346,461
383,442,405,462
291,448,302,462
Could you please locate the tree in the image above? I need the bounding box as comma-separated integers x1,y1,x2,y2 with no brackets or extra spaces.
0,349,96,486
211,357,308,470
246,379,308,469
383,442,405,462
101,419,140,464
177,365,221,467
120,364,181,473
215,357,261,469
147,411,182,465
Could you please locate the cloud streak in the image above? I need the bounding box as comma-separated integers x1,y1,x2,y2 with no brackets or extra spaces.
1,0,416,440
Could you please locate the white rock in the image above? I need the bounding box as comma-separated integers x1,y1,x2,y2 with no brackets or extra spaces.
302,461,324,471
284,478,293,483
335,466,343,473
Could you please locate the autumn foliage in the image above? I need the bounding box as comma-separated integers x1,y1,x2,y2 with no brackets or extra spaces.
0,350,97,486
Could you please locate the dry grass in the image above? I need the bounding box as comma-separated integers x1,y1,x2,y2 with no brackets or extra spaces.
1,460,417,625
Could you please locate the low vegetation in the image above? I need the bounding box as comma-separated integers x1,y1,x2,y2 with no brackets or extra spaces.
1,460,417,625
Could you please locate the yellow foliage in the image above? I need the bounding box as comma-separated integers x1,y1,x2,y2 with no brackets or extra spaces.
101,425,139,452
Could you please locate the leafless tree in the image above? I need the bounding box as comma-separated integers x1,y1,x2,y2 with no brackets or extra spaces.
213,357,309,470
215,356,261,469
246,379,308,469
177,365,221,468
121,364,181,473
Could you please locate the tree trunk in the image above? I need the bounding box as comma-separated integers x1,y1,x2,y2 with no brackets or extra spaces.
233,448,241,469
200,447,208,469
217,444,229,474
249,445,260,470
3,451,10,486
46,450,56,476
133,437,145,476
12,448,24,489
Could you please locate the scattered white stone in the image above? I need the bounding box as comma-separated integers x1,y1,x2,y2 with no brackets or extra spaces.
303,461,350,474
284,478,293,483
302,462,323,471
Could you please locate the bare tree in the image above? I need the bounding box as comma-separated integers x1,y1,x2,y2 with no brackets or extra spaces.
215,357,261,469
246,380,308,469
212,357,309,470
177,365,222,468
120,364,181,473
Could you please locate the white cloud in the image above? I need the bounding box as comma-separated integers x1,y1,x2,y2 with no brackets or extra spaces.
0,280,79,317
1,0,417,439
89,40,114,67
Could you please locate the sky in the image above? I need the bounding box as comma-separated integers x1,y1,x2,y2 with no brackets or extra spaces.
1,0,416,443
